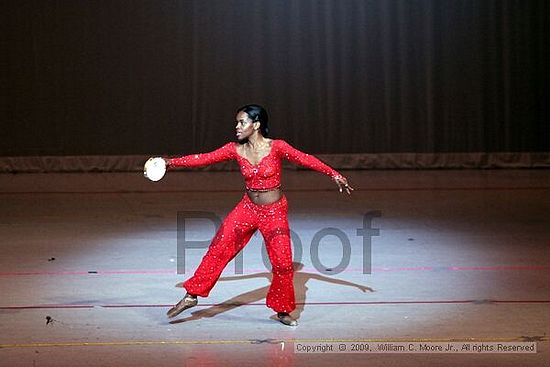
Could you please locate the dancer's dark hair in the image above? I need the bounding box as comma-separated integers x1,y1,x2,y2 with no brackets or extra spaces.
237,104,269,137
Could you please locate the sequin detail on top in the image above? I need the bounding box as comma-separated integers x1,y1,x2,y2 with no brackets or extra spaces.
168,142,236,168
168,140,342,190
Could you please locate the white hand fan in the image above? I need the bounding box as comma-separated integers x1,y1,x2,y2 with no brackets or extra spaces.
144,157,167,182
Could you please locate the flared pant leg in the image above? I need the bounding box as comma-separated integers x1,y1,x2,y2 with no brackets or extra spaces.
258,197,296,313
183,198,256,297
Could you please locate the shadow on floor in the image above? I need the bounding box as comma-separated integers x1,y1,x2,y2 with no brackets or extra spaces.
169,262,374,324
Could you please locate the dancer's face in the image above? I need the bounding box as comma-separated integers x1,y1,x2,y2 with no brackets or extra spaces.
235,111,258,141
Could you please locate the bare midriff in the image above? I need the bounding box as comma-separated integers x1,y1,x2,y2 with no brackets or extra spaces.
246,186,282,205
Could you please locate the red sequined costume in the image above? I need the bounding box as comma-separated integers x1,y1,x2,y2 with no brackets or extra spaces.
168,140,342,313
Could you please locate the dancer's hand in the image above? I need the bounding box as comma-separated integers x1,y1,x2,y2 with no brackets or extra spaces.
334,175,354,194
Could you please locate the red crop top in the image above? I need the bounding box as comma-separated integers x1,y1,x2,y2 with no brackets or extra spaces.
167,140,342,191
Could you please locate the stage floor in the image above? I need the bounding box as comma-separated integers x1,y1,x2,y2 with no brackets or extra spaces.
1,169,549,366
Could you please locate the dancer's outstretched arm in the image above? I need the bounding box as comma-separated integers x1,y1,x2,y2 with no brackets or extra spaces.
278,140,353,194
166,142,235,168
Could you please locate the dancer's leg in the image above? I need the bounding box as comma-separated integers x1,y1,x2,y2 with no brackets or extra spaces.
183,197,257,297
258,196,296,313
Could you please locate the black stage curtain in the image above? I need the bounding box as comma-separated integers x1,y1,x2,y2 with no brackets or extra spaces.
2,0,549,158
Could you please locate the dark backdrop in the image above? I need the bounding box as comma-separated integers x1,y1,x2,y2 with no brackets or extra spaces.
2,0,549,156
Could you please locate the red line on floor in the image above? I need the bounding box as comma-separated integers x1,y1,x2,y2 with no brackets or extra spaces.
2,299,550,310
1,305,94,309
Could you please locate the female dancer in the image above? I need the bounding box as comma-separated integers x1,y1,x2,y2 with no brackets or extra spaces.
164,104,352,326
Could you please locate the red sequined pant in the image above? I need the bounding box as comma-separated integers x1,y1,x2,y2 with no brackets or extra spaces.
183,194,295,313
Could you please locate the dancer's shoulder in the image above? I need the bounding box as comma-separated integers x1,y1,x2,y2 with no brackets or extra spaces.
272,139,295,150
215,141,238,157
270,139,287,147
